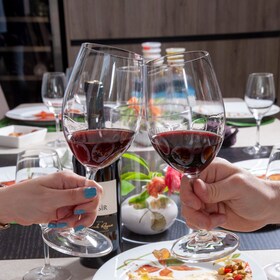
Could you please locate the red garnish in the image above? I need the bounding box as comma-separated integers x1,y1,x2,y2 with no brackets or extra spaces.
135,265,160,273
224,267,233,274
234,275,244,280
159,268,172,277
1,180,15,186
34,111,54,120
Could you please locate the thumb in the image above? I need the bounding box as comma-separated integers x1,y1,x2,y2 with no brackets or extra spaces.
50,185,101,208
193,178,234,204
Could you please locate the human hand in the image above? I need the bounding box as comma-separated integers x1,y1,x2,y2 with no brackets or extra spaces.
180,157,279,232
0,171,102,229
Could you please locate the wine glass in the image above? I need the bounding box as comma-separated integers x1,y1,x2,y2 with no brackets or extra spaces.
42,43,144,257
264,144,280,279
16,149,71,280
243,73,275,155
145,51,239,262
41,72,66,147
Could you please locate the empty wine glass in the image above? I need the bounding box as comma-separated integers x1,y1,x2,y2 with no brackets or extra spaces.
41,72,66,147
145,51,239,262
243,73,275,155
264,144,280,279
16,149,71,280
42,43,144,257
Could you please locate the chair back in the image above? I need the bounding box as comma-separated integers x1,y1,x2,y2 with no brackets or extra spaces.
0,85,9,119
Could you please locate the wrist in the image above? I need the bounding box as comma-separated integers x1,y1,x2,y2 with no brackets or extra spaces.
0,187,14,225
267,180,280,224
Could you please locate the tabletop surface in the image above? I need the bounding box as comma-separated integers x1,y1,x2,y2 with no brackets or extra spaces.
1,102,280,279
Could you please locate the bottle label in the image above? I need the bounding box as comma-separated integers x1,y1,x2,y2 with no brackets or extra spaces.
97,179,117,216
91,179,118,235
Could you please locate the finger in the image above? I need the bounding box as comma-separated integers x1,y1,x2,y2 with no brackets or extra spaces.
73,212,98,229
50,184,102,209
193,176,242,204
181,205,226,230
180,175,202,210
199,157,240,183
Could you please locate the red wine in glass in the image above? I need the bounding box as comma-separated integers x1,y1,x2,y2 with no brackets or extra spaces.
151,130,223,176
68,128,135,168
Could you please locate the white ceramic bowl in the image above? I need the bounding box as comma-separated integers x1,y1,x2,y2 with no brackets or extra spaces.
0,125,47,148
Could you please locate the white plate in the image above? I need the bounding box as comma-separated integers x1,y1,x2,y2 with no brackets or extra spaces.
92,240,266,280
6,104,55,124
224,100,280,120
234,158,269,177
0,166,16,183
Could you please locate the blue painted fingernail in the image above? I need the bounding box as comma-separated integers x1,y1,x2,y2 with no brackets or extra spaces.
48,223,57,228
74,209,86,215
74,225,85,232
84,187,96,199
57,222,68,228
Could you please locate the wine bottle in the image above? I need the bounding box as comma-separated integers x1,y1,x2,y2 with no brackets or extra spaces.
73,80,122,268
79,160,122,268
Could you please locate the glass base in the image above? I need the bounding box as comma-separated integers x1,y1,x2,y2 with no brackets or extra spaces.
46,139,66,148
264,262,280,280
243,145,269,156
23,266,71,280
171,229,239,262
42,228,113,257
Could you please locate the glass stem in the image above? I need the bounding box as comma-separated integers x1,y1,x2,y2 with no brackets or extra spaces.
54,114,60,133
255,118,262,151
69,167,97,238
188,176,214,243
40,242,52,275
86,167,97,180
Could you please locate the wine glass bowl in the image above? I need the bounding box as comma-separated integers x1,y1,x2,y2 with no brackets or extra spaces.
146,51,239,262
41,72,66,147
42,43,144,257
243,73,275,155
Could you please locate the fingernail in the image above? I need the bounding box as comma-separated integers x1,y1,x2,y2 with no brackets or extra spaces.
74,209,86,215
48,223,57,228
74,225,85,232
84,187,96,199
56,222,68,228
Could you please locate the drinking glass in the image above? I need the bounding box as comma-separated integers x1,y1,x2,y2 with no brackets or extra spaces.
145,51,239,262
41,72,66,147
264,144,280,279
243,73,275,155
42,43,144,257
16,149,71,280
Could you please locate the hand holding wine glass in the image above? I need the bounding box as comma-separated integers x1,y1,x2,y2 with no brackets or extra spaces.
243,73,275,155
42,43,144,257
16,149,71,280
41,72,66,147
264,144,280,279
146,51,239,262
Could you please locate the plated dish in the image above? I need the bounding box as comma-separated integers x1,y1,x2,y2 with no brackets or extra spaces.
92,240,266,280
224,100,280,120
233,158,269,178
6,104,55,124
0,166,16,185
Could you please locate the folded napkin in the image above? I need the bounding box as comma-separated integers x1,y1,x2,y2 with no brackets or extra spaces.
222,125,239,147
55,147,73,170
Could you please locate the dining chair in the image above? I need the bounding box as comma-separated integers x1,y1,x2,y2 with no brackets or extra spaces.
0,84,9,119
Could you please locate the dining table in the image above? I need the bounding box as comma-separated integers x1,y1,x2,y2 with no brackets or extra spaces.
1,101,280,279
